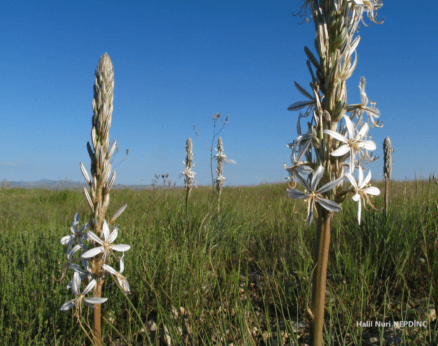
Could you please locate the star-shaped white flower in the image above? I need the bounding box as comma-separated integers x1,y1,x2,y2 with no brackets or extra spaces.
102,257,130,295
60,272,108,320
60,212,89,254
344,166,380,225
54,243,86,282
323,115,376,174
286,166,343,226
180,162,197,188
81,221,131,262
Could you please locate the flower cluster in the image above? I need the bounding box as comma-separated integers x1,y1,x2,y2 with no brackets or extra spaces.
285,0,384,226
214,137,236,194
59,213,131,319
180,137,197,191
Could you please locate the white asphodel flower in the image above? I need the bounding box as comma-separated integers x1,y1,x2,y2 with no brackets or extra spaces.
344,165,380,225
323,115,376,174
54,244,86,282
286,166,343,226
60,212,89,254
102,257,130,295
60,272,108,319
81,221,131,262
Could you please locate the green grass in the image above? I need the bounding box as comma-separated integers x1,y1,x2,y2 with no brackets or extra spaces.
0,179,437,345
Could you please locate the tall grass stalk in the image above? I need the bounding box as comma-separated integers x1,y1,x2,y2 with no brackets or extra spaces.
288,1,384,344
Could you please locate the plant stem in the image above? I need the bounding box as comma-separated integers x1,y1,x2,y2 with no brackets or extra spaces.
310,206,332,346
385,173,389,218
93,278,103,345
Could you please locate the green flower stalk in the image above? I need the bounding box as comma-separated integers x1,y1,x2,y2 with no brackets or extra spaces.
59,53,129,346
288,1,384,345
214,137,236,214
383,136,394,217
180,137,197,218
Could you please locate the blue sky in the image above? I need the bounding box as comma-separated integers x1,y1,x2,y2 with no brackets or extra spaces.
1,0,436,187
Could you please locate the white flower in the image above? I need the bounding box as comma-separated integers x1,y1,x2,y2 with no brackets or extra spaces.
55,244,86,282
323,115,376,174
81,221,131,262
344,166,380,225
286,166,343,226
180,162,197,189
358,77,382,128
102,257,130,295
60,272,108,319
60,212,89,253
67,261,94,290
284,132,314,188
214,149,236,165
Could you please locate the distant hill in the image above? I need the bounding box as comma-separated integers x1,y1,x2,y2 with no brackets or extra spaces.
0,179,185,191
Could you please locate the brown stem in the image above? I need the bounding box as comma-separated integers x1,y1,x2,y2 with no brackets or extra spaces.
310,206,332,346
92,254,104,346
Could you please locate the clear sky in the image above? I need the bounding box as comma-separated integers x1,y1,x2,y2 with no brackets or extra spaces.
1,0,436,187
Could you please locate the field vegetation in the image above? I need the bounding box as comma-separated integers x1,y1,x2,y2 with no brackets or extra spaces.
0,177,437,345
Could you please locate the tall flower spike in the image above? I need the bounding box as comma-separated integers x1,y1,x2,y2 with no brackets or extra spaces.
180,137,197,190
286,166,343,226
383,136,394,179
215,137,236,193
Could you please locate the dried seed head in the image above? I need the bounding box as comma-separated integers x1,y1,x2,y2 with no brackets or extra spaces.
92,53,114,150
383,136,394,179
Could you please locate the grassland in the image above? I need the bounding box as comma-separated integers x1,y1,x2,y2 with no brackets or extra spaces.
0,178,437,345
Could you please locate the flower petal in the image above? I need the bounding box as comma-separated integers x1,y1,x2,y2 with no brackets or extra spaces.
344,116,356,139
82,279,97,295
72,272,81,295
344,173,358,189
331,144,350,157
102,264,118,275
84,297,108,306
286,189,308,199
296,165,314,175
81,247,104,259
286,190,308,199
310,166,324,191
357,199,362,225
364,186,380,196
358,140,376,151
102,221,110,242
87,231,103,245
60,299,75,311
316,197,342,212
357,166,364,185
307,200,315,226
356,122,369,139
61,235,74,246
111,244,131,253
108,228,118,244
317,177,344,194
352,193,360,202
323,130,348,143
295,171,311,191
